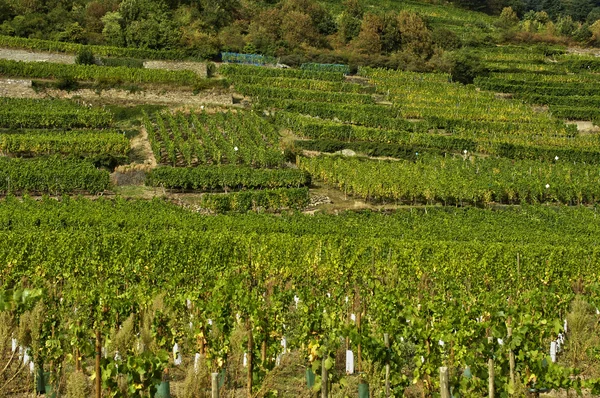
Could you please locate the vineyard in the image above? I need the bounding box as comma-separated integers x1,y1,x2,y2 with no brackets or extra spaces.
1,198,600,397
0,59,199,85
0,97,112,129
299,154,600,205
2,25,600,398
143,110,284,168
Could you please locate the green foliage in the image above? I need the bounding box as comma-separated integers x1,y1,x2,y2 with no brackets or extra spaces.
300,154,600,205
236,84,375,105
144,110,284,168
0,129,130,158
0,34,191,60
432,28,463,50
448,50,489,84
101,350,169,398
0,157,110,195
145,165,310,191
66,372,91,398
55,76,80,91
99,57,145,69
206,62,216,78
200,188,310,212
75,47,96,66
0,97,112,129
220,64,345,82
0,59,197,85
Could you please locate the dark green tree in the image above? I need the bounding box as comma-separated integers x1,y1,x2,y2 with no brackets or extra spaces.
0,0,13,23
448,50,488,84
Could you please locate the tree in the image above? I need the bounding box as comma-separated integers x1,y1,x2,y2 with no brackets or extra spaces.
539,0,563,20
587,7,600,24
397,11,433,59
432,28,462,50
556,15,577,35
280,0,336,35
448,50,488,84
352,13,384,53
338,0,364,43
573,22,592,41
0,0,12,24
589,19,600,44
498,6,519,28
200,0,241,31
564,0,594,21
281,10,319,48
101,11,124,47
117,0,181,49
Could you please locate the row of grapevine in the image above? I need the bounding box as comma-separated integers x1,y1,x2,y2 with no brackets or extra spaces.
4,196,600,245
0,59,198,85
278,112,597,158
200,187,309,212
475,78,600,97
358,67,575,139
143,110,283,168
267,99,577,139
475,74,600,122
0,129,129,157
145,165,310,191
220,64,345,82
221,52,277,65
300,63,350,74
0,157,110,194
229,75,373,93
5,196,600,244
0,98,112,129
299,154,600,205
235,84,375,105
0,34,195,60
0,197,599,396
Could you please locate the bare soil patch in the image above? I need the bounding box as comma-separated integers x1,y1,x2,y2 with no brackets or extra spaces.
129,127,157,167
567,120,600,133
0,48,74,64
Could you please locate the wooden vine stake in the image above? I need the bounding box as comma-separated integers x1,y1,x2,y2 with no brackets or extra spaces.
384,333,390,398
247,319,253,398
488,337,495,398
508,325,515,393
321,356,328,398
439,367,450,398
95,329,101,398
211,372,219,398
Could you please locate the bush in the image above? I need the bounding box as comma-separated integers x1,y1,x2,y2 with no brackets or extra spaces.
206,62,216,78
55,76,79,91
66,371,91,398
99,57,144,68
432,28,462,50
75,48,96,65
448,50,488,85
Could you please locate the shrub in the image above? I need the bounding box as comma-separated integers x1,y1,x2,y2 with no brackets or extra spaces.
75,47,96,65
432,28,462,50
55,76,79,91
206,62,216,78
448,50,488,85
66,371,91,398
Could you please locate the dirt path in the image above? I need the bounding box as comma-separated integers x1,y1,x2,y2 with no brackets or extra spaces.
567,120,600,133
0,48,74,64
130,127,157,167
